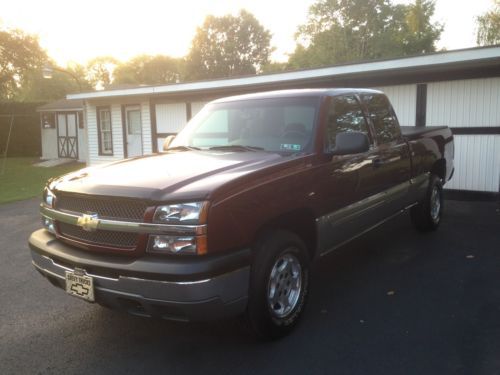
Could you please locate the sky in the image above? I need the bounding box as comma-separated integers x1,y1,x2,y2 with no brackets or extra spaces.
0,0,495,67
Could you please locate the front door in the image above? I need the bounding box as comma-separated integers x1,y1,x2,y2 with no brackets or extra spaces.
125,107,142,157
57,113,78,159
316,94,376,254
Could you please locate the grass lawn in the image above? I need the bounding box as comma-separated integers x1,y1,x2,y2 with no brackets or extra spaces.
0,157,85,205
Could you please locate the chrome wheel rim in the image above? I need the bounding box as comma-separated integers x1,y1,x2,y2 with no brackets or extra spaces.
267,251,302,319
430,186,441,222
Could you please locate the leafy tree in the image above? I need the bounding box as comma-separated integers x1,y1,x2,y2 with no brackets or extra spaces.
186,10,273,80
402,0,443,55
0,28,47,100
86,56,119,90
289,0,442,69
476,0,500,46
261,61,290,74
114,55,184,85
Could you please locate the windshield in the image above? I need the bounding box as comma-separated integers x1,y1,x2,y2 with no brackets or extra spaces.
170,96,320,153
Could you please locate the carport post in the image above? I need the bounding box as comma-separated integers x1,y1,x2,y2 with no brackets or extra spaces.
0,114,14,176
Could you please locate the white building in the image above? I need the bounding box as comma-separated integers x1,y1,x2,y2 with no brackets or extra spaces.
37,99,86,163
68,46,500,196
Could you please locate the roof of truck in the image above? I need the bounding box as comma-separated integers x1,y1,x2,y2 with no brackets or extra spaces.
211,88,384,103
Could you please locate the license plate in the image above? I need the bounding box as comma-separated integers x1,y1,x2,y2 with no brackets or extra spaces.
65,271,95,302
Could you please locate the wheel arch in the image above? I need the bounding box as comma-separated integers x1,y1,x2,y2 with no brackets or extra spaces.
431,158,447,181
253,208,318,260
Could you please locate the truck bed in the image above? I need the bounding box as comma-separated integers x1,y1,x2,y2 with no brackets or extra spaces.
401,126,450,141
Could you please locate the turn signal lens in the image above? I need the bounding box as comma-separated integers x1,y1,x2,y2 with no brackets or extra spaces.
148,235,197,255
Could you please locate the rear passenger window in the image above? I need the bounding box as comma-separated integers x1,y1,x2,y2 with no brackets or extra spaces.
326,95,369,151
361,93,400,144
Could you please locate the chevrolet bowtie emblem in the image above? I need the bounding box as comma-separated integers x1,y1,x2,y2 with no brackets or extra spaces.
77,213,100,232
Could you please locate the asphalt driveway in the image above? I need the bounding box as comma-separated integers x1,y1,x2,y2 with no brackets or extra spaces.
0,197,499,374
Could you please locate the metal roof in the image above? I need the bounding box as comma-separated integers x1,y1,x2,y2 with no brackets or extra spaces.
67,45,500,101
36,99,84,112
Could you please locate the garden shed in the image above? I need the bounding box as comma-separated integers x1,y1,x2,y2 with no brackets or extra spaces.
37,99,86,162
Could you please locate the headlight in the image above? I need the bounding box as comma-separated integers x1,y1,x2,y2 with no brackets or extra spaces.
43,188,56,208
153,202,208,225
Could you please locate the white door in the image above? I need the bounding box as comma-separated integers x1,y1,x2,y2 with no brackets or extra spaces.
126,107,143,157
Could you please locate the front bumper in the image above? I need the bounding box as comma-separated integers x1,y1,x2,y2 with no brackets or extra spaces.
29,229,250,321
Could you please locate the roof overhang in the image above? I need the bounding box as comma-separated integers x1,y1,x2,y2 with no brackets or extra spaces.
67,45,500,101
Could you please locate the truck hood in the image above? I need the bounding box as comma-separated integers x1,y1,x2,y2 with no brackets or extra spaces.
51,150,296,201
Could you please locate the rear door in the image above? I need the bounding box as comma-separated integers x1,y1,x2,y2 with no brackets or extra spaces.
359,93,412,217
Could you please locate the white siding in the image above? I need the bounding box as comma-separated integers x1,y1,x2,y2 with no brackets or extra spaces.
140,101,153,154
77,112,87,163
191,101,208,117
86,103,124,166
427,78,500,127
375,84,417,126
445,135,500,192
156,103,187,133
41,126,58,159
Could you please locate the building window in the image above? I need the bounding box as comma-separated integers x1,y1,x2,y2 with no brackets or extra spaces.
41,113,56,129
97,107,113,155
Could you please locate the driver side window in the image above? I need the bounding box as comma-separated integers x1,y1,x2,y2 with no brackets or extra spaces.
326,95,369,152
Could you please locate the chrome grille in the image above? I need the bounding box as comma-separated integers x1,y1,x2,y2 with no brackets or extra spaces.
56,193,147,222
58,222,138,248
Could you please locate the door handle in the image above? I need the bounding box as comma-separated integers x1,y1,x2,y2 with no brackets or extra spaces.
372,158,385,168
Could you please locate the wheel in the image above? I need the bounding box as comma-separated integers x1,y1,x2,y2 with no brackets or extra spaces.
246,231,310,340
410,174,443,232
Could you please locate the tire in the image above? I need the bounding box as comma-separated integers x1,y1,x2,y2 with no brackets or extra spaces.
410,174,443,232
246,230,310,340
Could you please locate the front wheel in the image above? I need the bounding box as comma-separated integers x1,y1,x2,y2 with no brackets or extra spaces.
410,174,443,232
246,231,310,340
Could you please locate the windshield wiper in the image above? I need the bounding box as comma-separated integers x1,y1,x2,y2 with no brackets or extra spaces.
208,145,265,152
167,145,200,151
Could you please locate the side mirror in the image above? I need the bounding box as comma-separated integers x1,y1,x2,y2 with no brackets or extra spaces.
162,135,176,151
331,131,369,155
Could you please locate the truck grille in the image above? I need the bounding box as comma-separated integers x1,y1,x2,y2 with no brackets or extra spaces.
56,193,147,222
58,222,139,248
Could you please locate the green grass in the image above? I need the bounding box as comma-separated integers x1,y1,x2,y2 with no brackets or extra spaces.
0,157,85,205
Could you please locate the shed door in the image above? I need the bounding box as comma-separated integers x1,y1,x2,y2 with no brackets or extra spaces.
125,107,143,157
57,113,78,159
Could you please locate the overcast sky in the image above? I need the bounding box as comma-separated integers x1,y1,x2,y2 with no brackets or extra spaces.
0,0,495,66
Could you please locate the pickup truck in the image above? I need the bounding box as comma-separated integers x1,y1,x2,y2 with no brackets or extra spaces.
29,89,454,339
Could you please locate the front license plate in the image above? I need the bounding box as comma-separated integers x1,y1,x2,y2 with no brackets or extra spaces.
65,271,95,302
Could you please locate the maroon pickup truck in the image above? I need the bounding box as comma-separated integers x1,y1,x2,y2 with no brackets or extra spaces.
29,89,454,339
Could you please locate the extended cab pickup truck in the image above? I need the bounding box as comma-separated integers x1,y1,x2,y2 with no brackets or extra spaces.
29,89,454,339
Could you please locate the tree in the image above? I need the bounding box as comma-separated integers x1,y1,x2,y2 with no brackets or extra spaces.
18,62,92,101
402,0,443,55
186,10,273,80
0,28,47,100
114,55,184,85
476,0,500,46
86,56,119,90
289,0,442,69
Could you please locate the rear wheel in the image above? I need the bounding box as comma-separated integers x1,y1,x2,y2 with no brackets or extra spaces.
410,174,443,232
246,231,309,340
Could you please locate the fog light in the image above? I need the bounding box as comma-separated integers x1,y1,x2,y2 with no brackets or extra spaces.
42,217,56,234
148,235,197,255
